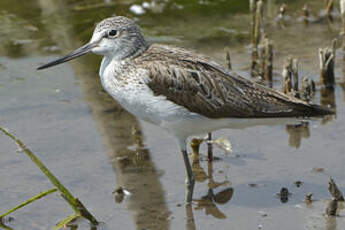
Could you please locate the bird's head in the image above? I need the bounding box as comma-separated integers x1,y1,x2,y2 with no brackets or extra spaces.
37,16,147,70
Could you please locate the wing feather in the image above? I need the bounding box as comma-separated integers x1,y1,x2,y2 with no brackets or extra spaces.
133,44,332,118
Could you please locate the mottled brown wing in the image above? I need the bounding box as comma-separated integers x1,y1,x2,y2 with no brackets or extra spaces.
134,44,331,118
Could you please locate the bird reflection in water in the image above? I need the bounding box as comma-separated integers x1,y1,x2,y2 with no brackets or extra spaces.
285,85,336,148
189,138,233,220
285,122,310,148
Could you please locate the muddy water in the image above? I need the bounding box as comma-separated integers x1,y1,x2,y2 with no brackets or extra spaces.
0,0,344,229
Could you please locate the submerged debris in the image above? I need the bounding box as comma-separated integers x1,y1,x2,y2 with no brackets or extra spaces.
258,211,268,217
312,167,325,173
305,193,313,205
294,181,304,188
328,177,345,201
277,187,291,203
113,187,131,203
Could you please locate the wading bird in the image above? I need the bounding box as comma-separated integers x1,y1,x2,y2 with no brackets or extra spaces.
38,16,333,203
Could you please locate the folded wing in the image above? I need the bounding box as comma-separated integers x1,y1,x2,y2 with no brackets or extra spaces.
134,44,333,119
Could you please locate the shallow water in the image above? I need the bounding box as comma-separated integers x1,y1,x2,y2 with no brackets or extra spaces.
0,0,345,229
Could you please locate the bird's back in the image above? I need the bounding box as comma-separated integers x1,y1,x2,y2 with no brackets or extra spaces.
132,44,333,119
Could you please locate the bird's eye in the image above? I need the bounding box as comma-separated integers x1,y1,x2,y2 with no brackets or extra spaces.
108,30,118,38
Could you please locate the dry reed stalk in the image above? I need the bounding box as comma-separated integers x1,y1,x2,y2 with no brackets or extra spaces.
319,39,337,86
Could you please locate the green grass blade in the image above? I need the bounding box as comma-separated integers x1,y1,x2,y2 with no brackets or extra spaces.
0,127,98,225
52,213,80,230
0,188,57,218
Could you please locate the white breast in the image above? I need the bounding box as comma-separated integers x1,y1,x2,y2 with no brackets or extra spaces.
99,57,202,127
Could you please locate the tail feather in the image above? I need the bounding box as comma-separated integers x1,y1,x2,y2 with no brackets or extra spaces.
307,104,334,117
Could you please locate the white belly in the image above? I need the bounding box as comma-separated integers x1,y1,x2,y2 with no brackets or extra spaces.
99,58,305,139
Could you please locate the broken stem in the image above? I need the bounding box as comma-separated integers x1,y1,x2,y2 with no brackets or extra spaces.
319,40,336,86
264,38,273,87
251,0,263,77
226,49,232,71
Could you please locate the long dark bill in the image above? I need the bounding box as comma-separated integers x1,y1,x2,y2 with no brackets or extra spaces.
37,42,97,70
